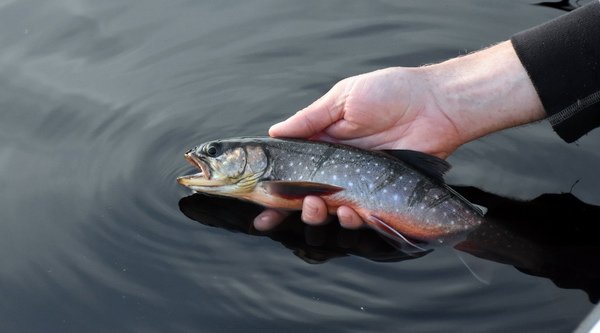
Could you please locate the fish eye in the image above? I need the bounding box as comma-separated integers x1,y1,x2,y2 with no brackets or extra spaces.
206,144,219,157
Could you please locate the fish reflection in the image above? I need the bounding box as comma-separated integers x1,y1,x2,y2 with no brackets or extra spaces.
534,0,577,11
178,186,600,303
178,193,426,264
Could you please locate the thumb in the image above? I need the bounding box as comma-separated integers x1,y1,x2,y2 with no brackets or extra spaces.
269,82,347,138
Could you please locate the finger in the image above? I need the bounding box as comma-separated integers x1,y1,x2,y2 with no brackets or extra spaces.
254,209,290,231
301,196,330,225
269,82,347,138
324,119,368,140
337,206,365,229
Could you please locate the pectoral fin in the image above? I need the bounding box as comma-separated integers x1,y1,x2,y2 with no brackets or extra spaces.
263,181,344,199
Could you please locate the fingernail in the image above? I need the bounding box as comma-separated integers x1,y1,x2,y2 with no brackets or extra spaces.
253,214,270,231
302,200,319,222
337,208,350,221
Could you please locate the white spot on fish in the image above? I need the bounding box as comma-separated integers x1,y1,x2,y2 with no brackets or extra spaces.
320,171,325,175
344,164,349,168
348,182,353,187
368,184,374,190
393,195,398,200
399,176,403,180
383,189,387,193
403,187,407,191
289,162,294,167
333,175,337,180
355,168,360,173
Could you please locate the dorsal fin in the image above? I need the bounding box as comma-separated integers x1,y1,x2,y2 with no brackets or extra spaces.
382,150,450,183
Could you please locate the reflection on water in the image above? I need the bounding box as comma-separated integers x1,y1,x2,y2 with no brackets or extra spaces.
1,0,598,332
180,187,600,303
535,0,595,11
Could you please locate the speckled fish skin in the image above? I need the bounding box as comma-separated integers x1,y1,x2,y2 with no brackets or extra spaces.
177,136,484,243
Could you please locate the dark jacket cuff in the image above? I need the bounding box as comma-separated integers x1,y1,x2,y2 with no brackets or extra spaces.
511,1,600,143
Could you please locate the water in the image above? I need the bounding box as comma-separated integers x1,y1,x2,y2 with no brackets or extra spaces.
1,0,598,332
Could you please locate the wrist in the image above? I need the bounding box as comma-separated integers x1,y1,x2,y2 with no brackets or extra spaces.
423,41,546,143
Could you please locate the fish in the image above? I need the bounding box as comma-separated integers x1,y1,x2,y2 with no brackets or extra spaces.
177,136,485,249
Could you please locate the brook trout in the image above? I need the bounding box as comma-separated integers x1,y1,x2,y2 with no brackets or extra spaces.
177,137,484,248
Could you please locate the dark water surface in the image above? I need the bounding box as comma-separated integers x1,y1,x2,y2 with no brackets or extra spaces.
2,1,599,332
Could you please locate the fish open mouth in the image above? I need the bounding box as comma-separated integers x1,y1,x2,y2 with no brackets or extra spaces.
177,152,221,187
184,152,210,179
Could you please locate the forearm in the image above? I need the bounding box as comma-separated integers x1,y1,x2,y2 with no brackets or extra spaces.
425,2,600,145
424,41,545,144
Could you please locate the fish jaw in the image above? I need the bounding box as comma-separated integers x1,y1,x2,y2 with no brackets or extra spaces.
176,173,231,187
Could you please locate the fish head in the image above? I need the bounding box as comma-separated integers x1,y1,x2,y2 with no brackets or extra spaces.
177,139,269,195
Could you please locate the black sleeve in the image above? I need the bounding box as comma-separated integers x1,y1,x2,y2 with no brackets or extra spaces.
511,1,600,143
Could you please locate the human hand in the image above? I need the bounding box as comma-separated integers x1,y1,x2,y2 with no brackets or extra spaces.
254,66,458,231
254,41,545,231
